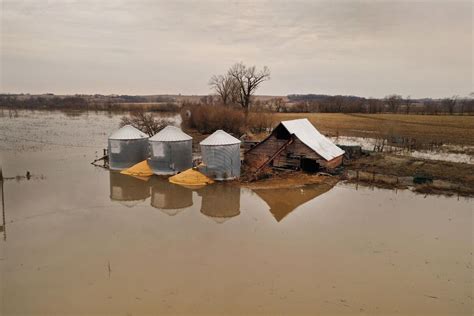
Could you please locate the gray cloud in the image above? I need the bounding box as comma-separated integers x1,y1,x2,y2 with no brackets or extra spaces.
1,0,472,97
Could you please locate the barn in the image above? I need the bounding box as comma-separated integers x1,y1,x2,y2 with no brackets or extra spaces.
245,118,345,172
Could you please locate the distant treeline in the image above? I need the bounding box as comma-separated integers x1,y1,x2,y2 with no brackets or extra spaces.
0,94,178,112
285,94,474,115
2,93,473,115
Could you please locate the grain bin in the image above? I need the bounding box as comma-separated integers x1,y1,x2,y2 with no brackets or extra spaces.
200,130,241,180
148,126,192,175
108,125,149,170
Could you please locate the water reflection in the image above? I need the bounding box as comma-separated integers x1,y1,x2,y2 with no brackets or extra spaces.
109,172,151,207
107,172,335,223
252,183,333,222
198,185,241,223
150,177,193,216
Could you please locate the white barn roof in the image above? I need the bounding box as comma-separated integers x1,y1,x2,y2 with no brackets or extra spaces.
200,130,241,146
109,125,148,140
281,119,345,161
149,126,192,142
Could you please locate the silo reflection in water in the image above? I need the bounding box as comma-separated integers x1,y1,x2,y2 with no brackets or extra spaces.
150,178,193,216
199,184,241,223
109,171,151,208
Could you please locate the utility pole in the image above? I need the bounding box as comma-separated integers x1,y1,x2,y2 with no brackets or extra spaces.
1,168,6,241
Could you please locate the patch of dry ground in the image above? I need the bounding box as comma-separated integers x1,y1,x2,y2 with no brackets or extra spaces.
241,171,339,190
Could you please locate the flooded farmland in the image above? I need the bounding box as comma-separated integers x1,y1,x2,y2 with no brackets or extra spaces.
0,110,473,315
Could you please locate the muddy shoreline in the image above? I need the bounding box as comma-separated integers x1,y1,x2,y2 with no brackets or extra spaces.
342,153,473,196
235,151,474,197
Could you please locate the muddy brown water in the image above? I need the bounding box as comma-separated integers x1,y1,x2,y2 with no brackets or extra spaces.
0,110,473,315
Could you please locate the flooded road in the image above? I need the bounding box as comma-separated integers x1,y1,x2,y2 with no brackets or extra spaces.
0,110,473,315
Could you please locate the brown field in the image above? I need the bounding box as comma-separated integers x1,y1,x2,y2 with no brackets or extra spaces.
274,113,474,146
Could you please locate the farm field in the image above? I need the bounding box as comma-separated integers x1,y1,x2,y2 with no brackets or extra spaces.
275,113,474,146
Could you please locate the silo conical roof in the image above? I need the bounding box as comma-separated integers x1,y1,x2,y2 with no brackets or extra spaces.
200,130,241,146
149,126,192,142
109,125,148,140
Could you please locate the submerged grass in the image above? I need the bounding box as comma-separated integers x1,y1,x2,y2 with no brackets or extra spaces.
345,153,474,196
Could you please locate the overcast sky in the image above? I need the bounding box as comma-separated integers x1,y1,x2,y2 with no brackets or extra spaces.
1,0,472,98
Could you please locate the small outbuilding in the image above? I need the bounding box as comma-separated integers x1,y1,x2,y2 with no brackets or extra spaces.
245,118,345,171
148,126,193,175
200,130,241,181
108,125,149,170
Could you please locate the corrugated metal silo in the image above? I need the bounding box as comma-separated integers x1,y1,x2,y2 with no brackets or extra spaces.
200,130,241,180
148,126,192,175
108,125,149,170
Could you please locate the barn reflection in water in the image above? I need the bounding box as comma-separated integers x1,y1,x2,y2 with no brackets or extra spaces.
252,183,333,222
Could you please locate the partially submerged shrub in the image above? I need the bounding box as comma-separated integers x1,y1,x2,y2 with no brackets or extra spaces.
120,109,173,136
181,103,275,137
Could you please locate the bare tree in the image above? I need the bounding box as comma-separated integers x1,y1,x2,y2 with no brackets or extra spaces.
333,96,345,112
367,98,382,113
465,99,474,114
120,109,172,136
268,97,285,112
209,74,239,106
423,100,438,115
200,95,218,106
385,94,402,113
227,62,271,112
458,98,466,115
441,96,457,114
404,96,412,114
344,98,364,113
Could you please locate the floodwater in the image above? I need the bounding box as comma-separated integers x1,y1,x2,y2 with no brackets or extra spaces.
331,136,474,164
0,110,473,315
